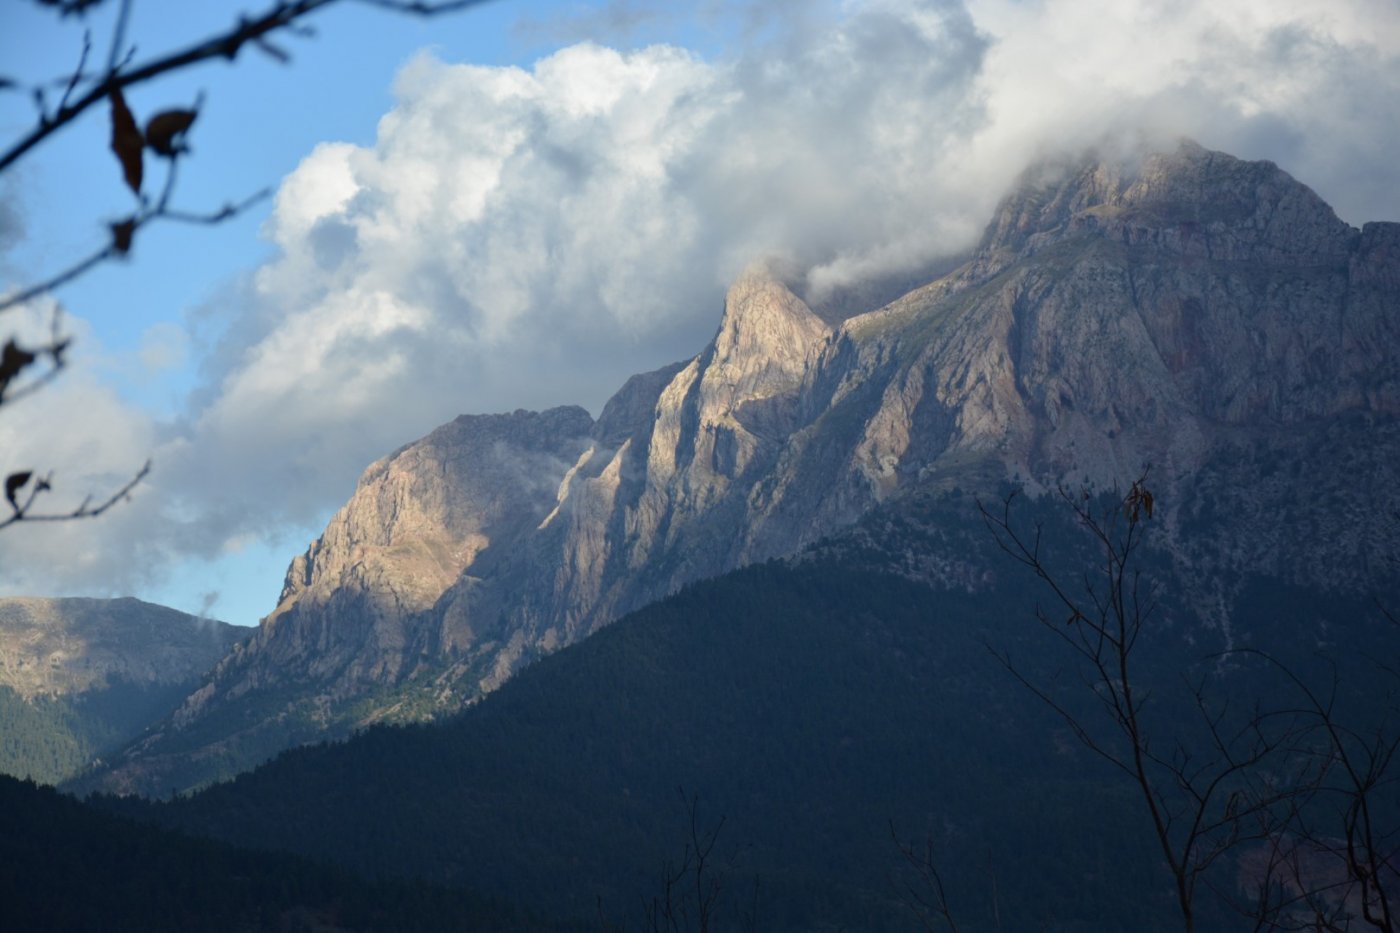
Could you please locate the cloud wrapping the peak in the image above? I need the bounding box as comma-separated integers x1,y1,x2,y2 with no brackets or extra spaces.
2,0,1398,606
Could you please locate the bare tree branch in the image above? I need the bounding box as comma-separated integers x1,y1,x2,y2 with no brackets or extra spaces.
2,0,496,176
0,177,270,314
890,822,963,933
1,459,150,532
0,0,496,537
640,790,736,933
978,477,1325,933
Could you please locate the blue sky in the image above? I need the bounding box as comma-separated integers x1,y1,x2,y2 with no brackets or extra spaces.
2,0,1399,627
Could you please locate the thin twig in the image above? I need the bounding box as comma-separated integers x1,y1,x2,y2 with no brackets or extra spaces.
0,459,150,532
0,180,270,313
59,29,93,113
105,0,133,76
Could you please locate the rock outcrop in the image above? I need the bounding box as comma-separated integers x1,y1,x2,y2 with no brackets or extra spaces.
205,406,596,705
93,142,1400,796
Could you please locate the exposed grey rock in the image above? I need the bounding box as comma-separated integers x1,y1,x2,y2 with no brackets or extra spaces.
95,142,1400,796
201,406,595,702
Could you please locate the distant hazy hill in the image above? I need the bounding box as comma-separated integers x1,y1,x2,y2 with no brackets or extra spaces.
0,597,246,784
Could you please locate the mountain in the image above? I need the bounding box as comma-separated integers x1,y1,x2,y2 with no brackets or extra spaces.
87,140,1400,796
0,597,245,784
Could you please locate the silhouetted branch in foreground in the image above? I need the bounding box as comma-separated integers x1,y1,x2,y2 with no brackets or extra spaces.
1,0,494,177
890,822,965,933
2,459,149,532
1229,650,1399,932
0,0,496,533
978,477,1317,933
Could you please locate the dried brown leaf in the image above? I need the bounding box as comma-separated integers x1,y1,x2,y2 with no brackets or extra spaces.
144,108,198,157
5,471,32,511
109,88,143,194
0,339,37,391
110,218,136,255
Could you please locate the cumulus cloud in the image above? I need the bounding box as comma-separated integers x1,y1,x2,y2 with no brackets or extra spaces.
961,0,1400,229
2,0,1398,605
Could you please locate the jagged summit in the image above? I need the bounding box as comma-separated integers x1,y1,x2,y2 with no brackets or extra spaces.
703,263,830,415
87,143,1400,796
979,140,1355,265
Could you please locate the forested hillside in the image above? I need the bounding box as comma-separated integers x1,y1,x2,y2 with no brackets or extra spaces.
104,492,1398,932
0,774,564,932
0,597,247,784
0,678,202,784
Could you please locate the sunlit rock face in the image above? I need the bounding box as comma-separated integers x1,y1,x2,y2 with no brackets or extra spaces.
228,406,596,694
93,142,1400,796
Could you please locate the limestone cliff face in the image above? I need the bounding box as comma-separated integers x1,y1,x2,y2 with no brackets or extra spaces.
0,598,244,699
756,144,1394,546
414,264,835,693
182,407,594,711
96,142,1400,795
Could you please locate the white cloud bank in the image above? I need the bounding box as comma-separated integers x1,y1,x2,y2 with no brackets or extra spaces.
3,0,1399,607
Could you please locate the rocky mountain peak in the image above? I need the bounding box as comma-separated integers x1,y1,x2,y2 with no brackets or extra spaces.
701,263,831,416
980,139,1356,267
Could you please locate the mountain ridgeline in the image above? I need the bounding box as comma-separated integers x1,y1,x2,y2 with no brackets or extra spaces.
84,141,1400,797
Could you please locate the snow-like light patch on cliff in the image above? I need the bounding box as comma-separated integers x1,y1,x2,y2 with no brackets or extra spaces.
539,445,597,530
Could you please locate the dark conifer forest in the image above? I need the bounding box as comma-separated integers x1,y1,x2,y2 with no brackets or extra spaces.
82,493,1400,932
